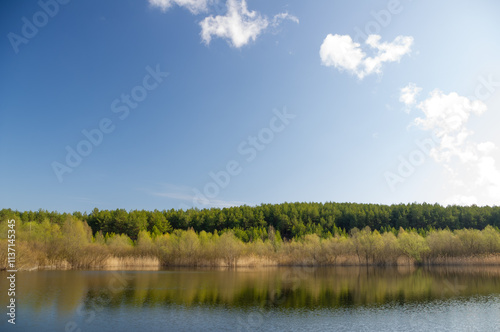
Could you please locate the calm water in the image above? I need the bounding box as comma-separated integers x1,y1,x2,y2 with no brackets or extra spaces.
1,266,500,331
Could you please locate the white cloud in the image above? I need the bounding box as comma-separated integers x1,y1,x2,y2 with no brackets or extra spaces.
413,89,486,163
400,83,422,112
320,34,365,74
476,155,500,199
364,35,413,75
403,87,500,205
320,34,413,79
199,0,297,48
477,141,496,154
150,0,298,48
149,0,210,14
200,0,268,47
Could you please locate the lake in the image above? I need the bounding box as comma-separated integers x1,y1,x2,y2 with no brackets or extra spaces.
1,266,500,331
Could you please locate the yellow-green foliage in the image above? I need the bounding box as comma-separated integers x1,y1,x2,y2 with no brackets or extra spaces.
2,216,500,269
482,225,500,252
154,229,244,267
427,229,462,258
136,230,156,257
217,231,243,266
397,229,430,262
106,233,134,257
379,231,400,264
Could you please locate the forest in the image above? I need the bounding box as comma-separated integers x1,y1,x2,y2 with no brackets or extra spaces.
2,202,500,241
1,202,500,270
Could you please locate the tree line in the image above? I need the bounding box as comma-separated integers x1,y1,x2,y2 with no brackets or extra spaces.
2,215,500,269
1,202,500,241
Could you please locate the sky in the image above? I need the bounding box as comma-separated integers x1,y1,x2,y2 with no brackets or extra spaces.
1,0,500,213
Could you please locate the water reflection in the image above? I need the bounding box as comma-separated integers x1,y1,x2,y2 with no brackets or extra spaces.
2,266,500,315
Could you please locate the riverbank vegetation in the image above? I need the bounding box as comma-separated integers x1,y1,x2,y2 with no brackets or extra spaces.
2,202,500,269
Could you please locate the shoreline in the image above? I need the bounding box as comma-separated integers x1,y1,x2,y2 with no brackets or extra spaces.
5,254,500,271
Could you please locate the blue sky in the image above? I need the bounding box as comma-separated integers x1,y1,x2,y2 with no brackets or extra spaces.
1,0,500,212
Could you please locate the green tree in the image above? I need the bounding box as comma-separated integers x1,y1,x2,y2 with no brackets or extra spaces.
397,228,429,263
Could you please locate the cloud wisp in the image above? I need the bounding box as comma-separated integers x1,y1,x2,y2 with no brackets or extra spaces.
148,0,211,14
320,34,413,79
149,183,249,208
